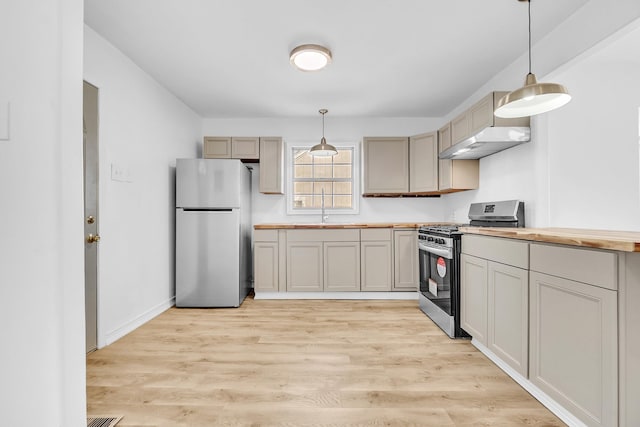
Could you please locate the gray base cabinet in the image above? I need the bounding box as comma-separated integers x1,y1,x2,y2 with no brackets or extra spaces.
324,242,360,291
361,229,393,291
393,229,418,291
286,241,324,292
488,262,528,377
460,253,488,344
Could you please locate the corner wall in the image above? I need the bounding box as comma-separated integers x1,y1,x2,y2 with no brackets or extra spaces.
84,26,202,346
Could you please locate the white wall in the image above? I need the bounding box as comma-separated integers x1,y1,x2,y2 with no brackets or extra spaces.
203,117,447,224
443,4,640,231
83,26,202,346
0,1,86,426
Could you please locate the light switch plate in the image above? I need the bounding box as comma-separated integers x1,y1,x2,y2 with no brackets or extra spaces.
111,163,132,182
0,101,10,140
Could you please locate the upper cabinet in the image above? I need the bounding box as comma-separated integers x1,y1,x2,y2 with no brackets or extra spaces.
259,137,283,194
409,132,438,193
363,135,439,196
203,136,259,160
438,123,479,193
363,137,409,194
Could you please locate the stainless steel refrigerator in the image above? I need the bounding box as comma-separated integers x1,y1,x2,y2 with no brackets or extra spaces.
175,158,251,307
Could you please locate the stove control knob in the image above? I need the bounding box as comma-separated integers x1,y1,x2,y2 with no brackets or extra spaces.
427,237,434,242
436,238,445,244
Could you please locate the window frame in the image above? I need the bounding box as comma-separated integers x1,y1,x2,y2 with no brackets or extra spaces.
285,141,360,216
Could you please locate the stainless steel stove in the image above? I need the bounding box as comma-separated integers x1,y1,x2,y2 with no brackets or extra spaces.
418,200,524,338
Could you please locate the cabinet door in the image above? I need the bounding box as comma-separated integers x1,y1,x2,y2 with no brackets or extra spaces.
469,93,495,136
363,137,409,194
259,137,283,194
254,242,278,292
203,136,232,158
438,123,452,154
451,113,469,146
231,137,260,159
530,272,618,427
460,253,488,345
361,241,392,291
393,230,418,291
409,132,438,192
324,242,360,291
488,261,528,377
286,241,323,291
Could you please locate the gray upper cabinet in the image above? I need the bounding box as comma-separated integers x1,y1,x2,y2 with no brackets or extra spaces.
259,137,283,194
203,136,260,160
438,123,479,193
363,137,409,194
409,132,438,193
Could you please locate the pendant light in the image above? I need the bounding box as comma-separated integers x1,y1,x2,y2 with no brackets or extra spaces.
309,109,337,156
494,0,571,118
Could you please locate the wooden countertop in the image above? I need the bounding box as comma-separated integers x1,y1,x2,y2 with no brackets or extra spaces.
459,226,640,253
254,222,454,230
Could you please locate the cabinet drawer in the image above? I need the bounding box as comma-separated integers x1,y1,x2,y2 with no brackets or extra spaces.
254,229,278,242
286,229,360,242
462,234,529,269
361,228,392,241
530,243,617,290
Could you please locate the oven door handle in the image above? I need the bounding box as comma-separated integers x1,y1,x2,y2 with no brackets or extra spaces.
418,242,453,259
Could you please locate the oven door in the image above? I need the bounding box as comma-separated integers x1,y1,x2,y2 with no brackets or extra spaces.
418,242,453,316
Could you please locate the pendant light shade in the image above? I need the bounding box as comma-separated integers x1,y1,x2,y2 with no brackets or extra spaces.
310,109,337,156
494,0,571,118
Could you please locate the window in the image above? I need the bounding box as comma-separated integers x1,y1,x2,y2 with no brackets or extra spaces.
286,143,359,215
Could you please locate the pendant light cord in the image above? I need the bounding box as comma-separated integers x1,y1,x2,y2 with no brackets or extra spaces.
528,0,532,74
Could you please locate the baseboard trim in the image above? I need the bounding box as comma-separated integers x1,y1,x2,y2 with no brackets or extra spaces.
470,339,587,427
254,291,419,300
103,297,175,347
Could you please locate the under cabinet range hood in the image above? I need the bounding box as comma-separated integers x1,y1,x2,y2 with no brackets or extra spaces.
439,126,531,160
438,91,531,160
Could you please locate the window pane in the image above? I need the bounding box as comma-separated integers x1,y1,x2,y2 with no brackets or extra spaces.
293,196,313,208
294,165,313,178
333,182,352,195
334,164,352,179
313,182,332,195
334,196,352,209
314,165,332,178
294,182,313,194
294,150,312,164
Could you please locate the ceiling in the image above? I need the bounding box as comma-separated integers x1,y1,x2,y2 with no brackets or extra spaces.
84,0,589,118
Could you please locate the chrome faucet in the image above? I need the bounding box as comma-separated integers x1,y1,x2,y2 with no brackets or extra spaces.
321,188,328,224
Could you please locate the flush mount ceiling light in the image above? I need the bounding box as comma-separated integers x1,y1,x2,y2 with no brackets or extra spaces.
494,0,571,118
290,44,332,71
309,109,337,156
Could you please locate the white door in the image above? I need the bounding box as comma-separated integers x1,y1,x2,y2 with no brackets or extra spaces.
83,81,99,353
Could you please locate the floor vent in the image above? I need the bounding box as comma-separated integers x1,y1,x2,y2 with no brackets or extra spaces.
87,416,122,427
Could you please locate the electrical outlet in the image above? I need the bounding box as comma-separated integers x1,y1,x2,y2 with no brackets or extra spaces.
111,163,132,182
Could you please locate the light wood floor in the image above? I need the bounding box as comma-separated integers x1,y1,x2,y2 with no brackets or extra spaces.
87,296,564,426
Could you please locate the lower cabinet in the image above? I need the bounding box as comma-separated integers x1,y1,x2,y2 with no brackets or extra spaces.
461,235,529,376
324,242,360,291
285,230,360,292
393,229,418,291
487,261,528,377
254,230,279,292
460,253,488,345
287,241,324,291
529,271,618,427
361,229,393,291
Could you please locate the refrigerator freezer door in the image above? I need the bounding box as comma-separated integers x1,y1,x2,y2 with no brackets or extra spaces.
176,209,241,307
176,158,243,208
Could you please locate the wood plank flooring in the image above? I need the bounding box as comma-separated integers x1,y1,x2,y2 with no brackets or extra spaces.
86,297,564,426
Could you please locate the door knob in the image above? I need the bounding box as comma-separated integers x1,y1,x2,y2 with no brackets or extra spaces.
87,233,101,244
87,215,95,224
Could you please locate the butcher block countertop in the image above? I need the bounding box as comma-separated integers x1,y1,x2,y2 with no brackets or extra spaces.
459,226,640,253
254,222,451,230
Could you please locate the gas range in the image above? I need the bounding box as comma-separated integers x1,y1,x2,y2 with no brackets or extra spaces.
418,225,463,252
